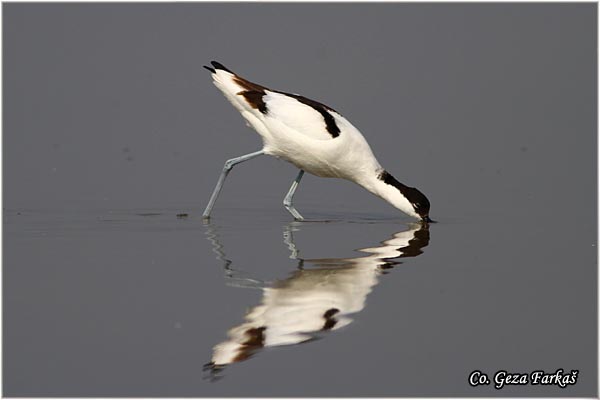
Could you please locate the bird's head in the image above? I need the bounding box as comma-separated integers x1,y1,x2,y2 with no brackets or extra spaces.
375,170,433,222
407,187,434,223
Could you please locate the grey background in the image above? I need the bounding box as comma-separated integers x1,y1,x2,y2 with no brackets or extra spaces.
3,3,597,397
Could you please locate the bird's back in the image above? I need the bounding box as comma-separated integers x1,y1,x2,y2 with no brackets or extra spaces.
205,62,381,180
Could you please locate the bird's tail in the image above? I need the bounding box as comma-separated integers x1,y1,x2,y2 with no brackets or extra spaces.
203,61,269,116
203,60,234,75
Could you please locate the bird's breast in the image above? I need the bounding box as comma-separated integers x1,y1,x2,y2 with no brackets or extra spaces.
264,135,380,181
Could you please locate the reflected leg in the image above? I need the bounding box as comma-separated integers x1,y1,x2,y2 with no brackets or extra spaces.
283,169,305,221
283,223,300,259
202,150,264,219
203,220,268,289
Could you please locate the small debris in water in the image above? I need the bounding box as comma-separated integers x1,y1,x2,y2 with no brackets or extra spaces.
177,213,189,218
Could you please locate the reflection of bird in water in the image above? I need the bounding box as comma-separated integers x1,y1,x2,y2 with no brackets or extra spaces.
203,222,430,378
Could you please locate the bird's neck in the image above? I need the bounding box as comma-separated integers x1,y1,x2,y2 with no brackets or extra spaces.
357,169,421,219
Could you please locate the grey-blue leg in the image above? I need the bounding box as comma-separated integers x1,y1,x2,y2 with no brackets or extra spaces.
202,150,264,219
283,169,305,221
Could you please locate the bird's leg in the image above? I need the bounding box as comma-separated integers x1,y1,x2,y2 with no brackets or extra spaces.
202,150,264,219
283,169,305,221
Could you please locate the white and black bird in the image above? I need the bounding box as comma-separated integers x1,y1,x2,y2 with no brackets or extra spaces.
202,61,433,222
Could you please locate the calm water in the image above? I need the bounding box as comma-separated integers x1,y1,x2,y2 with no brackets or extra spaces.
4,205,596,396
4,3,596,396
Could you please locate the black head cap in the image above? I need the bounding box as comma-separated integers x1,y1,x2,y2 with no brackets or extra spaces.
404,186,431,222
377,170,433,222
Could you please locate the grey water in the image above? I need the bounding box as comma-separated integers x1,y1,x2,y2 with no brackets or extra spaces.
3,3,597,397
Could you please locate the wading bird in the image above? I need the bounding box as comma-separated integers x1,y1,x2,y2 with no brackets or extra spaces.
202,61,432,222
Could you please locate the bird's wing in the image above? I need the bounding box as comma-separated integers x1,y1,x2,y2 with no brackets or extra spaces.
262,91,342,141
205,61,342,141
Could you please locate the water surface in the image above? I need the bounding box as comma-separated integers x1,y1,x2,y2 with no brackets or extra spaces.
3,3,596,396
4,206,596,396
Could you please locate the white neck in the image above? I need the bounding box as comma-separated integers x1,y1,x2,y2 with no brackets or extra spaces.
356,169,422,219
